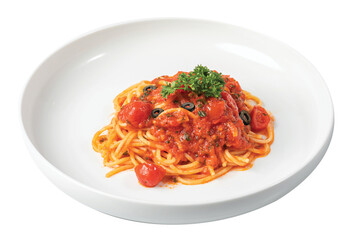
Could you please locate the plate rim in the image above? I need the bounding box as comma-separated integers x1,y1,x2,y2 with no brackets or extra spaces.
20,17,335,206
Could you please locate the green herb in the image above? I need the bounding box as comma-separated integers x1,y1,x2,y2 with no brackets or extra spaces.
198,103,203,108
184,132,191,141
173,177,178,183
161,65,225,99
198,111,207,117
122,151,129,156
196,98,207,105
165,140,170,144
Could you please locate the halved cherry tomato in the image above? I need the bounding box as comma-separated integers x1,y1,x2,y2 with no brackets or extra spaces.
206,98,226,121
250,105,270,131
118,101,152,128
135,162,166,187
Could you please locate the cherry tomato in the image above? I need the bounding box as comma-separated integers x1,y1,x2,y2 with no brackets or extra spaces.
118,101,152,128
206,98,226,121
250,105,270,131
135,162,166,187
225,79,242,92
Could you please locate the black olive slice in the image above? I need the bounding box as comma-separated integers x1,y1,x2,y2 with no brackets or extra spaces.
151,108,164,118
239,110,251,125
143,85,157,95
181,102,195,112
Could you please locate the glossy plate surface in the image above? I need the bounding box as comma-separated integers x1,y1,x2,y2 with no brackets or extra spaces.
21,19,333,224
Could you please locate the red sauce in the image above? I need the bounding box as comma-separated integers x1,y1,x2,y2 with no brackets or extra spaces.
118,72,253,170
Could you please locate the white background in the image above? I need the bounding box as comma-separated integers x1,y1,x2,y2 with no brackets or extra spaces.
1,0,349,239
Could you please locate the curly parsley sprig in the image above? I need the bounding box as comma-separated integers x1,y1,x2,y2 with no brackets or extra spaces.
161,65,226,99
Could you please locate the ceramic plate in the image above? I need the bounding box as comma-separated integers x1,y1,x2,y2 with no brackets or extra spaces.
21,18,334,224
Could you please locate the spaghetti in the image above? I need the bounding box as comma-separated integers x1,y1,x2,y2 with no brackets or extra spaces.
92,66,274,187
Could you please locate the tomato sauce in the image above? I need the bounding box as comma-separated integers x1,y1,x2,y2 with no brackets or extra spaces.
118,72,253,170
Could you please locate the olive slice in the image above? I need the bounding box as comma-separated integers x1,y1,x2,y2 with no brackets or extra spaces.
239,110,251,125
181,102,195,112
151,108,164,118
143,85,157,95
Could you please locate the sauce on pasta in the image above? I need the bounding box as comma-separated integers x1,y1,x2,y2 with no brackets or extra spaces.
92,66,274,187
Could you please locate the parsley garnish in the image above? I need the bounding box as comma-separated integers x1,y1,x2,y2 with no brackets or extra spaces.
161,65,225,99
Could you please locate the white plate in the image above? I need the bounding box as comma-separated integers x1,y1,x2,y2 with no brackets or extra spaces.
20,18,334,224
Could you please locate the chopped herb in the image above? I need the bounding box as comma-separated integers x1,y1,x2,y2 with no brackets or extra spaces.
198,111,207,117
198,103,203,108
215,142,219,147
122,151,129,156
161,65,225,99
165,140,170,144
184,132,191,141
165,113,173,117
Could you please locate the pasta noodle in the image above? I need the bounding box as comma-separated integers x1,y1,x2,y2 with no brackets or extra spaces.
92,68,274,186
